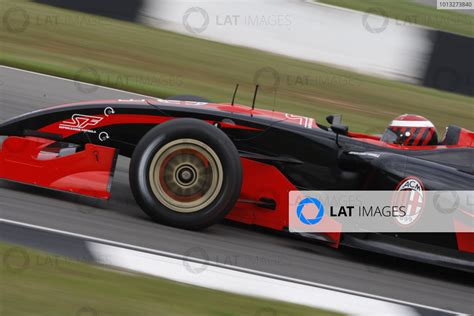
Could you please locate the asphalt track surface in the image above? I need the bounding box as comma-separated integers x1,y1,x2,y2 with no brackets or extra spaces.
0,66,473,315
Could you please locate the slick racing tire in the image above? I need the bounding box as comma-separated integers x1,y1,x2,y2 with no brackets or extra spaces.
166,95,210,103
130,118,242,230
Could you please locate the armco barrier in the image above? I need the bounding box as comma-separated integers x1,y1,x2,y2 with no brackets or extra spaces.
34,0,144,22
423,30,474,96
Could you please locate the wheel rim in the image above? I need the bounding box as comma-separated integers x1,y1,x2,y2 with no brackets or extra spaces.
149,139,224,213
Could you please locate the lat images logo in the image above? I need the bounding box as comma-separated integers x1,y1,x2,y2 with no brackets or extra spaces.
59,114,103,133
297,197,324,225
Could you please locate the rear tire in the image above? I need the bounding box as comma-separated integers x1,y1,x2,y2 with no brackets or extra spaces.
130,118,242,230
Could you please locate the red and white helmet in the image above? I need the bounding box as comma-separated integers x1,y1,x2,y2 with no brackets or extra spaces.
381,114,438,146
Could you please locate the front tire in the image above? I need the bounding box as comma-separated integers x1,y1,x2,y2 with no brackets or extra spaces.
130,118,242,230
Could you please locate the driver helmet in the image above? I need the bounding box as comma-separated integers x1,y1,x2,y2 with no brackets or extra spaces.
381,114,438,146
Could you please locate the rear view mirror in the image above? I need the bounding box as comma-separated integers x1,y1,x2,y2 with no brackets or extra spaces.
326,114,342,125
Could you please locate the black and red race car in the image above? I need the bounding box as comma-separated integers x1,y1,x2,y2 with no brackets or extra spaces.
0,95,473,271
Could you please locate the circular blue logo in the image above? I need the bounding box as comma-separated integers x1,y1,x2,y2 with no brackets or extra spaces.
297,197,324,225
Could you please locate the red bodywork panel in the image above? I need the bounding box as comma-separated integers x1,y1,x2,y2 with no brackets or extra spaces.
227,158,296,230
226,158,341,247
456,128,474,147
0,137,117,199
454,221,474,253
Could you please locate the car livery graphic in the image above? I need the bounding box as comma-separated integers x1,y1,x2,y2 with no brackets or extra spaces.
395,177,425,227
59,114,103,133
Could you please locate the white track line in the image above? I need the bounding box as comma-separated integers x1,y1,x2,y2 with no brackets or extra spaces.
88,241,414,316
0,218,467,316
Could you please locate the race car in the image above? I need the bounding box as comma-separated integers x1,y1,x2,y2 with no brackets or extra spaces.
0,94,472,271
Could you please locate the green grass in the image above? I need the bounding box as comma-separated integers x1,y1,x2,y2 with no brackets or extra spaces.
318,0,474,37
0,242,339,316
0,0,472,136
